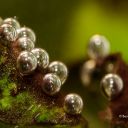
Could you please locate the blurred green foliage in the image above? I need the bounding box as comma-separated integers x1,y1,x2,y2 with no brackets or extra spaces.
1,0,128,62
0,0,128,128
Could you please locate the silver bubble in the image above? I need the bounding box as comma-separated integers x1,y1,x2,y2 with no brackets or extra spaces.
48,61,68,84
101,74,124,100
31,48,49,69
16,37,35,51
64,93,83,115
87,34,110,59
1,23,17,41
81,60,96,86
3,18,20,29
17,51,37,75
17,27,36,42
42,73,61,95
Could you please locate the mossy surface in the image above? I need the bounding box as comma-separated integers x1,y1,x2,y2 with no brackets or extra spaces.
0,42,87,128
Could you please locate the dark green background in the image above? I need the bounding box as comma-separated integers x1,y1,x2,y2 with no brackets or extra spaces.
1,0,128,127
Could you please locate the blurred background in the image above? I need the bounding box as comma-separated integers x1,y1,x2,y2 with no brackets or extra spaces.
1,0,128,127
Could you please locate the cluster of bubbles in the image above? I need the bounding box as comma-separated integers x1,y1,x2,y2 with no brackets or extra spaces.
0,17,83,115
81,34,124,101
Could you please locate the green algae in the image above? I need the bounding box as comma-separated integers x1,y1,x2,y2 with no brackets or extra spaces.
0,75,66,126
0,76,14,110
35,107,64,123
0,56,6,65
